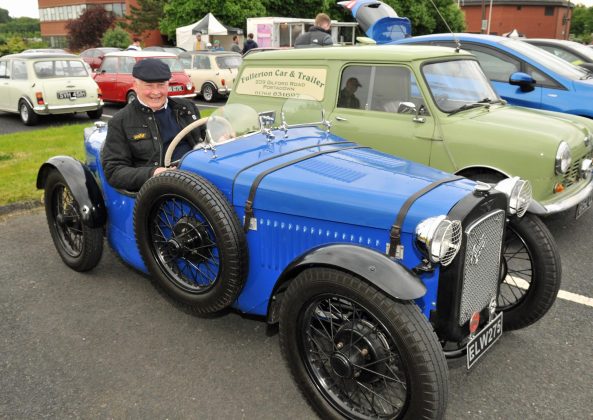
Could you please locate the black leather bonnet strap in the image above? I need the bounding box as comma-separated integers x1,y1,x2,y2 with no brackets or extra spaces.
388,176,463,259
242,145,367,232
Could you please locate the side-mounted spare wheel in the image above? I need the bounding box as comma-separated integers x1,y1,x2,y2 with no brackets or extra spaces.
44,169,104,271
134,170,248,314
279,267,448,420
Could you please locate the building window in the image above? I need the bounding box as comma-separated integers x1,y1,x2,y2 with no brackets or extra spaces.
39,3,125,22
545,6,554,16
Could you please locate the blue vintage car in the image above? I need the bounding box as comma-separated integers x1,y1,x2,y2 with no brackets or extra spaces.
390,33,593,118
36,102,558,419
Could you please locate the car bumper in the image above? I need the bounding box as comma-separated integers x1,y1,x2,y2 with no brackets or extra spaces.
529,176,593,215
170,93,197,99
217,87,231,95
34,101,103,115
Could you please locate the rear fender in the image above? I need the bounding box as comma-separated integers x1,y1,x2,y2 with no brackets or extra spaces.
267,243,426,323
37,156,106,228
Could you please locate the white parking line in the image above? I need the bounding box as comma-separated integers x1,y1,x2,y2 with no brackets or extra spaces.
102,114,113,119
507,276,593,308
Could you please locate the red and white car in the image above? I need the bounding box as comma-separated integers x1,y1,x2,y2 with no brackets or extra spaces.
93,51,195,103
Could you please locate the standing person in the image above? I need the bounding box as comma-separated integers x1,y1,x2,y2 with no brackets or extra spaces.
242,33,258,54
101,59,204,192
194,32,204,50
231,35,242,53
212,39,224,51
294,13,333,48
126,38,142,51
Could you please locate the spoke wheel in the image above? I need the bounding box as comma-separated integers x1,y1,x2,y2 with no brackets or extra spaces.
202,83,216,102
498,214,561,330
135,170,247,314
44,170,103,271
280,268,448,420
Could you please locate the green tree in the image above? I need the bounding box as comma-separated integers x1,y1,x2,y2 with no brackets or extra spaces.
102,27,132,48
0,35,27,55
571,5,593,41
0,17,40,36
160,0,266,38
66,6,116,51
123,0,166,35
0,8,10,23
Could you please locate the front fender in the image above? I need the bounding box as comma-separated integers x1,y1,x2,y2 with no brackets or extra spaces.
267,244,427,322
37,156,106,228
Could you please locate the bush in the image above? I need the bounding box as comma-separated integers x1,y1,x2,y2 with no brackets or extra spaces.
102,27,131,49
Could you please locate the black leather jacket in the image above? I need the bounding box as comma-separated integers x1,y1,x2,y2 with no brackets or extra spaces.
101,97,203,192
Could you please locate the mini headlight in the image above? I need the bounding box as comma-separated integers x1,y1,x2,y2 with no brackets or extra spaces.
415,215,462,266
494,177,532,217
186,82,193,90
555,141,572,174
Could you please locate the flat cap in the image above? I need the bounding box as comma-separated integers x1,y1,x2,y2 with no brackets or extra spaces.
132,58,171,82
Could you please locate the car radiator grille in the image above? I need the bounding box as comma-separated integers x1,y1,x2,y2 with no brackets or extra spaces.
459,209,505,326
563,152,591,188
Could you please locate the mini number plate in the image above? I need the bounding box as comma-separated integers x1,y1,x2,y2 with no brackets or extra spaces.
576,193,593,219
168,85,183,92
466,311,503,369
57,90,86,99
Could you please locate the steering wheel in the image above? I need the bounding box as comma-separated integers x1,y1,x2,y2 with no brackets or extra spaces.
164,116,209,167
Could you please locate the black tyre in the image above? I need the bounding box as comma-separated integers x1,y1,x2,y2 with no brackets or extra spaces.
126,91,137,104
499,214,561,330
19,100,39,126
279,268,448,420
463,171,561,330
201,83,216,102
44,170,103,271
134,170,248,314
87,107,103,119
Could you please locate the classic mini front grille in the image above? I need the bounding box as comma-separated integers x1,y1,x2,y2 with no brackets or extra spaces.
459,210,505,325
563,154,588,187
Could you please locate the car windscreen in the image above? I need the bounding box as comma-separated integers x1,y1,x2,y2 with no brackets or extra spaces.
215,55,242,69
563,41,593,61
158,58,184,72
33,60,89,78
422,59,499,113
503,38,589,80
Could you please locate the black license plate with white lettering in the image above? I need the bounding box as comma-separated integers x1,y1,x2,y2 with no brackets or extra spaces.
168,85,183,92
576,193,593,219
57,90,86,100
466,312,503,369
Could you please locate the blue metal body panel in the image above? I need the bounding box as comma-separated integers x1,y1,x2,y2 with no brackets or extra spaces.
392,33,593,118
84,124,475,317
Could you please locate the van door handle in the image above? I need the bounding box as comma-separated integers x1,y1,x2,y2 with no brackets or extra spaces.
335,116,348,122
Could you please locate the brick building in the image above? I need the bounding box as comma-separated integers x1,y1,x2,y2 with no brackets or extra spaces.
38,0,163,49
459,0,574,39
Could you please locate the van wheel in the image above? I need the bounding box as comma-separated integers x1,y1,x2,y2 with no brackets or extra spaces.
280,267,448,419
202,83,216,102
134,170,248,314
19,100,39,126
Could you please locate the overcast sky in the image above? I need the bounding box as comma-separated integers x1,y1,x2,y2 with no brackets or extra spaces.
1,0,592,19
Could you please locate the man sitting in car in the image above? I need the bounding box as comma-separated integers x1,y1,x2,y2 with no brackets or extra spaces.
101,59,204,192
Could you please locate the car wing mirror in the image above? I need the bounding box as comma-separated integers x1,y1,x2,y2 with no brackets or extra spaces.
397,101,417,114
509,72,536,93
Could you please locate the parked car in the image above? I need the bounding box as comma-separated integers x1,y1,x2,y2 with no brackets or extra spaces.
143,46,186,55
178,51,242,102
0,53,103,125
522,38,593,72
228,46,593,224
391,33,593,118
93,51,195,103
37,99,558,419
80,47,122,70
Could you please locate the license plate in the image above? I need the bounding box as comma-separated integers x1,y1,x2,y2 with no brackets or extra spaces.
576,193,593,219
168,85,183,92
57,90,86,100
466,311,503,369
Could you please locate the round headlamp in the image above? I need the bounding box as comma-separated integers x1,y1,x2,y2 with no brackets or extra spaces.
415,215,462,266
494,177,532,217
555,141,572,175
186,82,193,90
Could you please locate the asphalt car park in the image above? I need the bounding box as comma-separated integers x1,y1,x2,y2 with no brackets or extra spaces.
1,207,592,419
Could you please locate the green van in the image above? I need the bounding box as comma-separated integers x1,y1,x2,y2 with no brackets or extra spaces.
228,45,593,220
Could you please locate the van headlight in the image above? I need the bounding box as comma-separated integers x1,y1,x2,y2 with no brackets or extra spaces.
415,216,462,266
494,177,532,217
555,141,572,174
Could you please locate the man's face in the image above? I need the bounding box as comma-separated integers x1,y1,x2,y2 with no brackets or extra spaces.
319,20,330,31
134,79,168,111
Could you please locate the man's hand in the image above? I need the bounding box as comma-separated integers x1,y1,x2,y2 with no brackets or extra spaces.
153,166,174,176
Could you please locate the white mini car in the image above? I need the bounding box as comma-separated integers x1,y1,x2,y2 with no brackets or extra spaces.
0,52,103,125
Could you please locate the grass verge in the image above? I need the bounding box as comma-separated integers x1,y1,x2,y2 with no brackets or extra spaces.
0,108,215,207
